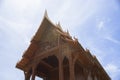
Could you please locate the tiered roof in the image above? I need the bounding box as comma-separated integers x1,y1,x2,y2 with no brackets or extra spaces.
16,11,110,80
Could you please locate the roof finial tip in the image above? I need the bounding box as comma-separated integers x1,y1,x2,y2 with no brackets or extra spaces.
58,21,61,26
44,9,48,18
57,21,63,31
67,29,69,33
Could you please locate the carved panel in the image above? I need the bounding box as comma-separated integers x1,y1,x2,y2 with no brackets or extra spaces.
40,25,58,43
36,40,58,54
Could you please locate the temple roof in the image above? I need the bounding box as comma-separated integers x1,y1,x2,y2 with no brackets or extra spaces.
16,11,110,80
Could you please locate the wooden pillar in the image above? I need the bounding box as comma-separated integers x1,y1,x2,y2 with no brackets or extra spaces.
31,66,36,80
93,70,96,80
98,73,101,80
58,54,64,80
69,55,75,80
88,71,94,80
57,35,64,80
24,71,31,80
94,75,97,80
83,68,89,80
92,73,95,80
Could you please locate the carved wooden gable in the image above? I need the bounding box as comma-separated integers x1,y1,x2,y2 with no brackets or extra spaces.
40,24,58,42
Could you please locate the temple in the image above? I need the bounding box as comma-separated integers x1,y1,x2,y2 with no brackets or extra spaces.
16,11,111,80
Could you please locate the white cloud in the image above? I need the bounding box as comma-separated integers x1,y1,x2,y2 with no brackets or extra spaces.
105,63,118,73
105,36,120,45
3,0,42,11
48,0,100,29
96,17,111,31
97,21,104,30
105,63,120,79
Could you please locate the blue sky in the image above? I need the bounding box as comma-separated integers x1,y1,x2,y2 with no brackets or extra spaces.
0,0,120,80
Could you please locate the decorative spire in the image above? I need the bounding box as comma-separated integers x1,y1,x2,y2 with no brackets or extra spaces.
44,9,48,18
73,36,78,41
57,22,63,31
93,55,96,58
67,29,70,36
86,48,89,52
58,22,61,27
